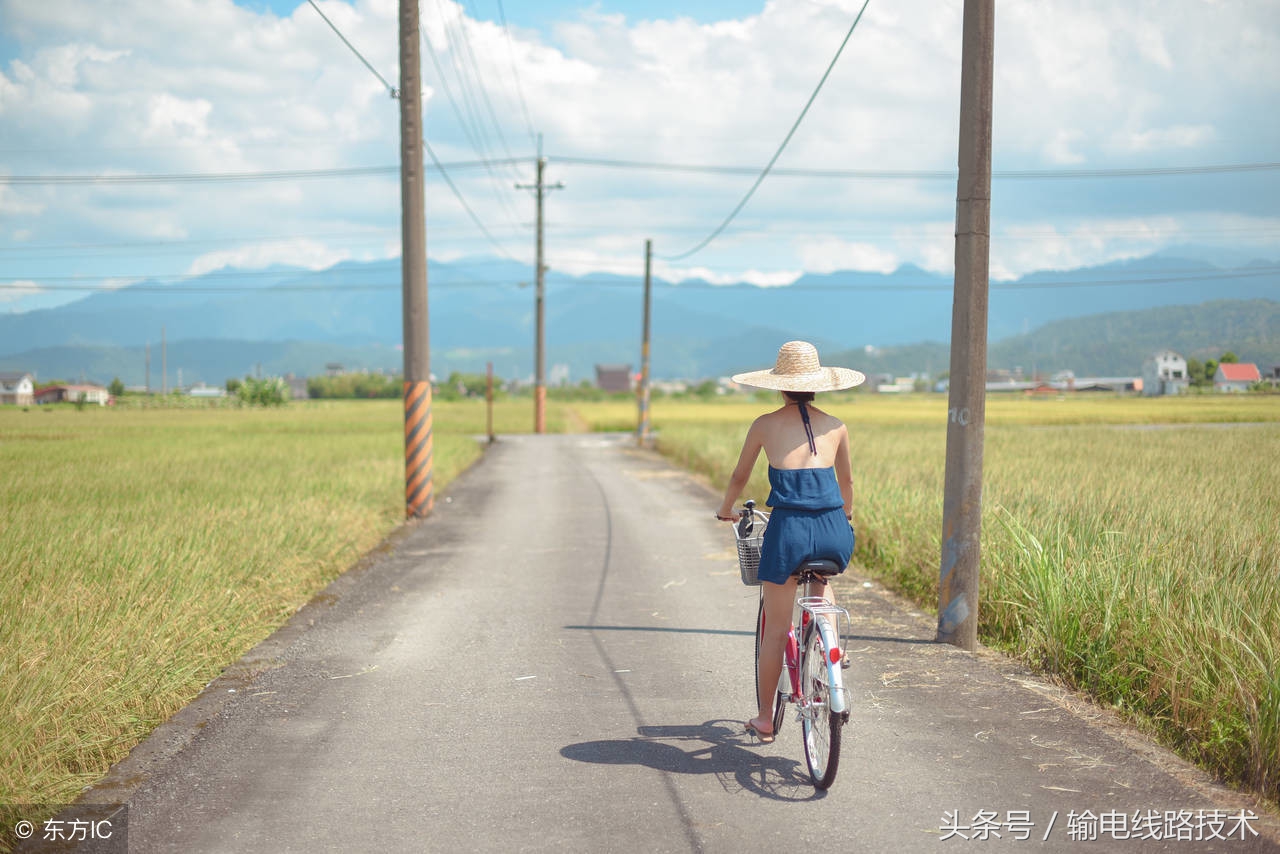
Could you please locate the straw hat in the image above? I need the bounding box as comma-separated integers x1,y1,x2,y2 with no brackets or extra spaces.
731,341,865,392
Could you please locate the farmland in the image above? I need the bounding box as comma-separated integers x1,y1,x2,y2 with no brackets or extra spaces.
1,392,1277,819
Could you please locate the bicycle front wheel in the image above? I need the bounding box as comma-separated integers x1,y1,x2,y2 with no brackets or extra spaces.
800,618,843,789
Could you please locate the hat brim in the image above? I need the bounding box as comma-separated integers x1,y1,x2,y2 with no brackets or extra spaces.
731,366,866,392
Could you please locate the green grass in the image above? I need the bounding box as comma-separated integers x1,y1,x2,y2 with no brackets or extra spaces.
0,397,575,839
623,393,1280,804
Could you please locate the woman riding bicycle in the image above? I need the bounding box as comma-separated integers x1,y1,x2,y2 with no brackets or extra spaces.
715,341,864,743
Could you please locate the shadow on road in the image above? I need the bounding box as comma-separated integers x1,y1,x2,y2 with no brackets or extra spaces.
564,624,755,637
560,719,826,802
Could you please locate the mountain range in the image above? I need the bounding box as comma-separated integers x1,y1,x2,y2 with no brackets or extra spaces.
2,248,1277,386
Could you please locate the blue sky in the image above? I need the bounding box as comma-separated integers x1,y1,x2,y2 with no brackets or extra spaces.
1,0,1278,314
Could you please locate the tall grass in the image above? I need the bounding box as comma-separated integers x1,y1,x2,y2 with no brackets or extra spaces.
636,394,1280,803
0,397,566,832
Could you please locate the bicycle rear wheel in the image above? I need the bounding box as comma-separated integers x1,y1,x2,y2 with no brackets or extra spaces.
754,597,787,736
800,618,842,789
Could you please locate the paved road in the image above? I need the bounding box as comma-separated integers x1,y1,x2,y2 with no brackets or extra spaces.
84,434,1278,853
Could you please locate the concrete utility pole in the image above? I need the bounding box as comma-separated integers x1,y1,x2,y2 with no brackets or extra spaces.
937,0,995,651
399,0,433,518
637,239,653,445
516,136,563,434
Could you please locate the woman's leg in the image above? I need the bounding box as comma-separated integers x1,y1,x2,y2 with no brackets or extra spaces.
752,577,798,733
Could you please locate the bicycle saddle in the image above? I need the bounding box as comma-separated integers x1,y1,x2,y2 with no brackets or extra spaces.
794,558,843,577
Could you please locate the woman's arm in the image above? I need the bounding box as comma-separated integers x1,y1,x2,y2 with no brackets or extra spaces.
834,423,854,520
716,418,765,520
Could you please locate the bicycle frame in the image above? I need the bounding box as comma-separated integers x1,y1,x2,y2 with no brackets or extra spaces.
772,583,850,716
741,500,851,788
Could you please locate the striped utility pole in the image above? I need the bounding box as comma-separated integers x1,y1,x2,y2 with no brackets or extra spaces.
637,239,653,445
399,0,433,517
937,0,994,650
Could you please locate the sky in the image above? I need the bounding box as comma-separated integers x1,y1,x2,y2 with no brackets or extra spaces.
1,0,1278,314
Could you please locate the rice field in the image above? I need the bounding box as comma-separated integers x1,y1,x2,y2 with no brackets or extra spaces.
605,393,1280,804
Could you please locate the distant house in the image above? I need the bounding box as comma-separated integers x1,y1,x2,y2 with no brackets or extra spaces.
595,364,633,393
1214,362,1261,393
285,374,309,400
188,385,226,399
0,372,35,406
36,384,110,405
864,373,895,393
1141,350,1189,397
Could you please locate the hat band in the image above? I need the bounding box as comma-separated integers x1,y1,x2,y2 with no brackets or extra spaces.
773,367,824,379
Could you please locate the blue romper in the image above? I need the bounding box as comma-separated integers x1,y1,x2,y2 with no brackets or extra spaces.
757,466,854,585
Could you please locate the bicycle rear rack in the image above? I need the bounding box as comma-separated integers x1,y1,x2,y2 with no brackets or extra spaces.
796,598,851,715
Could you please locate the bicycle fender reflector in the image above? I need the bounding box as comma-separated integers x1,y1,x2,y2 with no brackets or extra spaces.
819,622,847,715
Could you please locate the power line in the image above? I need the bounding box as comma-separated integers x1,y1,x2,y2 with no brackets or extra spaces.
419,11,527,230
305,0,398,96
494,0,537,145
423,138,529,262
9,157,1278,186
660,0,873,262
554,156,1280,181
305,0,527,263
421,20,491,169
0,160,529,185
451,0,520,166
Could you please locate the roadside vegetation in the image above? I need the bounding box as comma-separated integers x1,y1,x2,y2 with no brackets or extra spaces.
595,393,1279,805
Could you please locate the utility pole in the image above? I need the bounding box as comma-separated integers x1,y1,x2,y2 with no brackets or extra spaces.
161,326,167,397
637,239,653,445
516,135,563,434
145,341,151,394
937,0,994,651
486,361,495,444
400,0,433,517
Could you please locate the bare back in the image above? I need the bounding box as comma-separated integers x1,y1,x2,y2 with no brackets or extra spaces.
717,398,854,521
754,402,846,469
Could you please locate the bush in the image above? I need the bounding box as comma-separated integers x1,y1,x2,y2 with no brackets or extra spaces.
306,373,401,399
236,376,289,407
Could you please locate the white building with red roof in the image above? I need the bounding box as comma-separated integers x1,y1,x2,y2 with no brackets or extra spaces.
1213,362,1261,393
1213,363,1264,391
35,383,110,406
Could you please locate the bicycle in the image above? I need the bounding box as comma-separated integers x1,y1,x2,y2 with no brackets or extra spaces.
735,499,851,789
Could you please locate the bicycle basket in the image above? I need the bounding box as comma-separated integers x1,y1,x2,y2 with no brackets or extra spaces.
734,514,767,586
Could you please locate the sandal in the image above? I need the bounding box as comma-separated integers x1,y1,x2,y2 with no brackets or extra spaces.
744,719,775,744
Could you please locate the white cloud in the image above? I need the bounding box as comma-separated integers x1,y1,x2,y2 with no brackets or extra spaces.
187,238,357,276
796,236,898,275
0,0,1275,315
1110,124,1216,152
144,93,214,141
0,280,44,302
